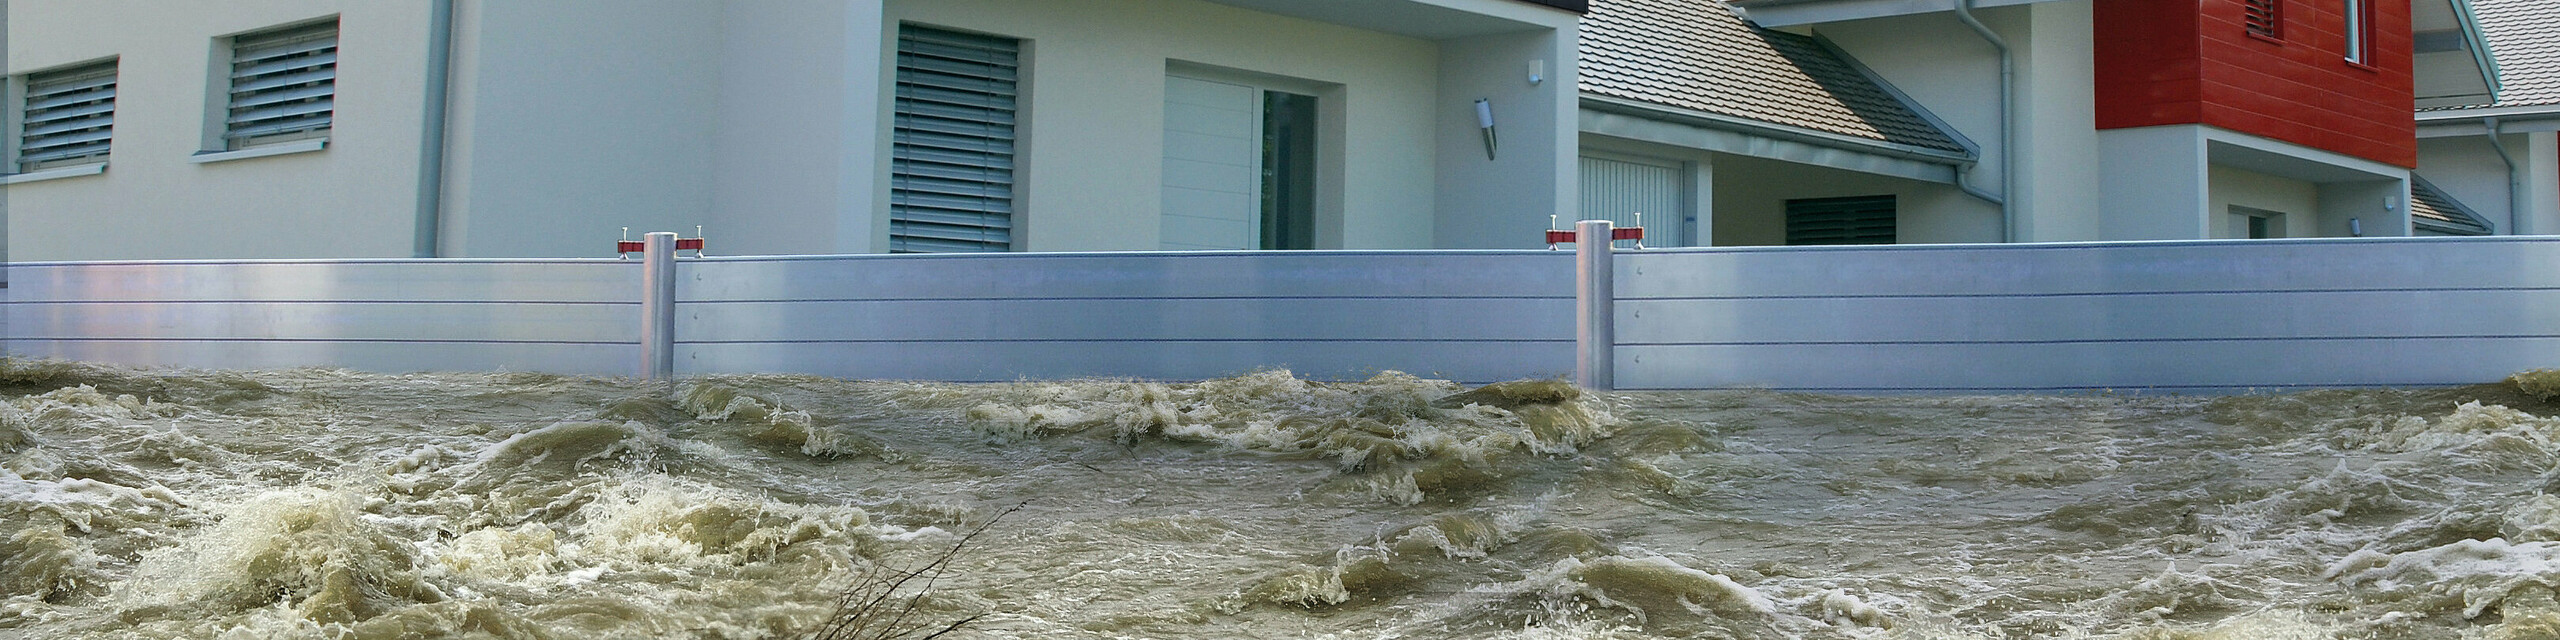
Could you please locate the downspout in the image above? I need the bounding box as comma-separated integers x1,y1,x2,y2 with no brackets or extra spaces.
1955,161,2004,208
2485,117,2522,235
412,0,455,257
1953,0,2016,243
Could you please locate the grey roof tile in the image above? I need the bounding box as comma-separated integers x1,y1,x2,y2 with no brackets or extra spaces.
2410,175,2494,234
2445,0,2560,110
1579,0,1970,154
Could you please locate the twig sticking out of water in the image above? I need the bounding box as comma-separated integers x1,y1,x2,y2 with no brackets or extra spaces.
796,502,1025,640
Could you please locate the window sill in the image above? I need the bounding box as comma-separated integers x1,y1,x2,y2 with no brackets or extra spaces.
190,138,327,164
2246,32,2286,46
0,162,106,185
2345,60,2379,73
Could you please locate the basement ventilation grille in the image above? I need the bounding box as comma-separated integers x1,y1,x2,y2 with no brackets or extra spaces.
2244,0,2282,39
225,20,337,149
1785,195,1897,246
18,60,117,171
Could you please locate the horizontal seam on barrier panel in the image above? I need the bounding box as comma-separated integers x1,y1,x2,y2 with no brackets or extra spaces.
1622,286,2560,301
673,295,1572,303
675,338,1575,344
0,299,640,305
1615,382,2480,393
9,337,639,345
1617,335,2560,345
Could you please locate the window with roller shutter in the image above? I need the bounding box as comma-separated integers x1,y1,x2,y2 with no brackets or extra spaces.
223,19,336,150
17,60,118,172
891,25,1019,253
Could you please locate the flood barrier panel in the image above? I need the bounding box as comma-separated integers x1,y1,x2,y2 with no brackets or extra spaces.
10,237,2560,391
672,251,1576,382
1615,237,2560,392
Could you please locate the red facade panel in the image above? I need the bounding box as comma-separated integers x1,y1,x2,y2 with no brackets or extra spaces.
2095,0,2416,167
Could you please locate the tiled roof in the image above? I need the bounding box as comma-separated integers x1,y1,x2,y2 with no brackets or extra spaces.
2459,0,2560,109
2410,175,2493,234
1579,0,1970,155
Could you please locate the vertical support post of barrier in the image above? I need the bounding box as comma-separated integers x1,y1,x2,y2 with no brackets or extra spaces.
640,231,678,384
1575,220,1614,391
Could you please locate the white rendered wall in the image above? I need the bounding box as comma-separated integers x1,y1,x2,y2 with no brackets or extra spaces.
2097,125,2211,239
2208,165,2318,238
1810,2,2100,243
705,0,881,257
1710,153,1993,246
2418,133,2560,236
438,0,719,258
1434,27,1579,249
886,0,1445,251
5,0,436,260
2016,1,2100,241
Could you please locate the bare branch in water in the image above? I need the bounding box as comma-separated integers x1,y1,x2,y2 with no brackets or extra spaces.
796,502,1025,640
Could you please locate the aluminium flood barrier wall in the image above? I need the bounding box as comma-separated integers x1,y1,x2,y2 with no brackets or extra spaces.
9,236,2560,392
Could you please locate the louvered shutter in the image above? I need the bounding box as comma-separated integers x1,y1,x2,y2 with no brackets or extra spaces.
1785,195,1896,245
892,26,1018,253
18,61,117,171
2243,0,2281,39
226,21,336,148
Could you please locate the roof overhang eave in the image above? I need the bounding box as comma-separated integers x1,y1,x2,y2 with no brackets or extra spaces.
2415,104,2560,137
1579,94,1976,184
1727,0,2065,28
1581,94,1975,163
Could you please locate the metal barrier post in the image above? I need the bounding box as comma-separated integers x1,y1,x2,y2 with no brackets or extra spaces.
640,231,677,383
1575,219,1614,390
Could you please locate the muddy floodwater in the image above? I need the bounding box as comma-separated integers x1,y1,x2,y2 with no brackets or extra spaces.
10,360,2560,639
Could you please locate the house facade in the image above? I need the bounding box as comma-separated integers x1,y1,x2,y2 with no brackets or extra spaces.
2410,0,2560,237
3,0,2550,260
1,0,1581,260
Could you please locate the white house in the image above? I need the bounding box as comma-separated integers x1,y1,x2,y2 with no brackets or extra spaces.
1,0,1582,260
7,0,2552,261
2412,0,2560,236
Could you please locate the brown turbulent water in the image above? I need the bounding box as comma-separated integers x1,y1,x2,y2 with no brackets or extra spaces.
7,359,2560,639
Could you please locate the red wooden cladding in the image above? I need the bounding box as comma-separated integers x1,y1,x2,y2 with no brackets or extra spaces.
2095,0,2416,167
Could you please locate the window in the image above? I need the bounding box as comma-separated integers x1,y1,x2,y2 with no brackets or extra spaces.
2232,206,2285,239
223,19,337,150
2343,0,2372,65
17,60,117,171
2243,0,2282,40
1785,195,1895,245
891,25,1019,253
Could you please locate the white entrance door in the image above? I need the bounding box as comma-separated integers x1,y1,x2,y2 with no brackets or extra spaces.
1161,75,1260,250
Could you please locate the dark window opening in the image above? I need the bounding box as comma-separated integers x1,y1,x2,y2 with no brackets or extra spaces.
1260,91,1317,250
1785,195,1896,246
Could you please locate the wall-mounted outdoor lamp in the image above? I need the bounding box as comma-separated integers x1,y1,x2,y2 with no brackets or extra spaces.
1476,99,1497,161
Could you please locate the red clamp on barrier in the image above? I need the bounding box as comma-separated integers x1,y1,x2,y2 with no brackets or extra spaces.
616,228,709,258
1544,226,1645,250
